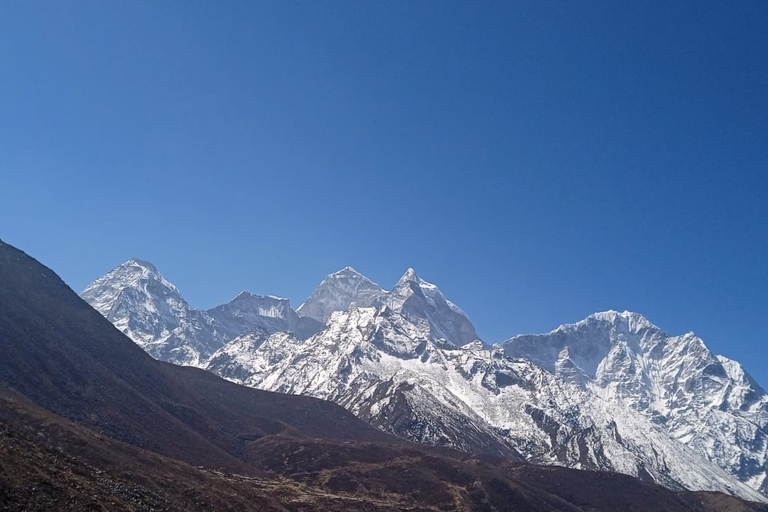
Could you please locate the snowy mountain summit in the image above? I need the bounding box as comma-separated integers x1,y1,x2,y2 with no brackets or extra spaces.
81,259,320,366
505,310,768,495
296,266,385,323
380,268,480,348
82,263,768,502
81,258,218,364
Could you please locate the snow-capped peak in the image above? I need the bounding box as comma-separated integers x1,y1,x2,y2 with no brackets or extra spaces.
119,258,167,284
397,267,420,284
296,266,385,324
387,268,468,316
81,260,319,367
81,258,182,318
126,257,159,272
554,310,660,336
231,290,290,303
119,257,162,278
79,258,209,363
392,268,439,302
505,310,667,378
218,291,295,321
382,268,479,347
503,310,768,498
333,266,365,277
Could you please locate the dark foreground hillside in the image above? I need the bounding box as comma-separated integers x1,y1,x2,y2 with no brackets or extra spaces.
0,238,765,512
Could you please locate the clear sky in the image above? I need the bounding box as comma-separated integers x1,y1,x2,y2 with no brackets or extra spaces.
2,2,767,383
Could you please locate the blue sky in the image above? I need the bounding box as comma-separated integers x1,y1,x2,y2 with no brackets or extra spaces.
2,2,767,383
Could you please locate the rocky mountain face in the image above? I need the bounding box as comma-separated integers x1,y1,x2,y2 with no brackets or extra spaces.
82,261,768,502
504,311,768,495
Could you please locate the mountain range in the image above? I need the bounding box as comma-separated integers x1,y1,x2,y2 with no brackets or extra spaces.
7,239,768,510
81,258,768,503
